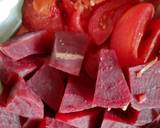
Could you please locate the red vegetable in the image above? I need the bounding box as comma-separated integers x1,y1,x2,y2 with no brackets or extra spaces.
111,3,155,67
56,108,103,128
23,0,63,32
93,49,131,109
39,117,77,128
6,78,44,118
139,19,160,62
27,64,65,111
59,72,95,113
0,109,21,128
49,32,89,75
101,107,139,128
88,0,137,45
0,31,53,61
129,59,160,110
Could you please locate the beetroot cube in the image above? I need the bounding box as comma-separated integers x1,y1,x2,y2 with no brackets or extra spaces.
0,30,53,61
6,78,44,118
0,109,21,128
93,49,131,109
56,108,103,128
49,32,89,75
27,65,65,111
101,108,139,128
39,117,76,128
59,72,95,113
129,60,160,110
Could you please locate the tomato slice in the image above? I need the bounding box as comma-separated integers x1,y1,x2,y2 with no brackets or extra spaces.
111,3,154,67
23,0,63,32
88,0,138,45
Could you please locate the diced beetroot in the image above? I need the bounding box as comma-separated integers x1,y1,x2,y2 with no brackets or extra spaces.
23,0,63,32
39,117,77,128
101,120,138,128
56,108,104,128
111,3,154,67
0,68,19,106
6,78,44,118
59,72,95,113
129,59,160,110
0,31,53,61
93,49,131,109
101,107,139,128
0,55,37,78
0,109,21,128
134,109,159,126
23,118,41,128
49,32,89,75
27,64,65,111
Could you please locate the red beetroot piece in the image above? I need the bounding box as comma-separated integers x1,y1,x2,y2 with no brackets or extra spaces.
59,72,95,113
111,3,155,67
129,59,160,110
5,78,44,118
0,54,37,78
23,0,63,32
101,107,139,128
93,49,131,109
0,109,21,128
49,32,89,75
88,0,137,45
39,117,77,128
0,68,19,106
27,64,65,111
22,118,41,128
0,30,53,61
56,108,104,128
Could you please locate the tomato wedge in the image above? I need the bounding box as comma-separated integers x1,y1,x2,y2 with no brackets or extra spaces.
23,0,63,32
111,3,155,67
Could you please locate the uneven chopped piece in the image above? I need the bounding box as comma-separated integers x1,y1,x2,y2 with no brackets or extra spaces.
0,109,21,128
27,64,65,111
39,117,77,128
6,78,44,118
49,32,89,75
59,72,95,113
93,49,131,109
0,31,53,61
56,108,104,128
129,60,160,110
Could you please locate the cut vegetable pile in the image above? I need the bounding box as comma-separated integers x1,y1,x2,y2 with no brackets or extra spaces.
1,0,160,128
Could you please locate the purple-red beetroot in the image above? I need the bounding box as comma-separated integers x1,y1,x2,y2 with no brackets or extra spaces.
22,118,41,128
6,78,44,118
101,107,138,128
39,117,77,128
49,32,89,75
0,30,53,61
56,108,103,128
0,109,21,128
93,49,131,109
129,60,160,110
59,72,95,113
27,65,65,111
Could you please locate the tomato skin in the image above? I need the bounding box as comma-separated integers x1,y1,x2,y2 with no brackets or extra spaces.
111,3,155,67
23,0,63,32
88,0,138,45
